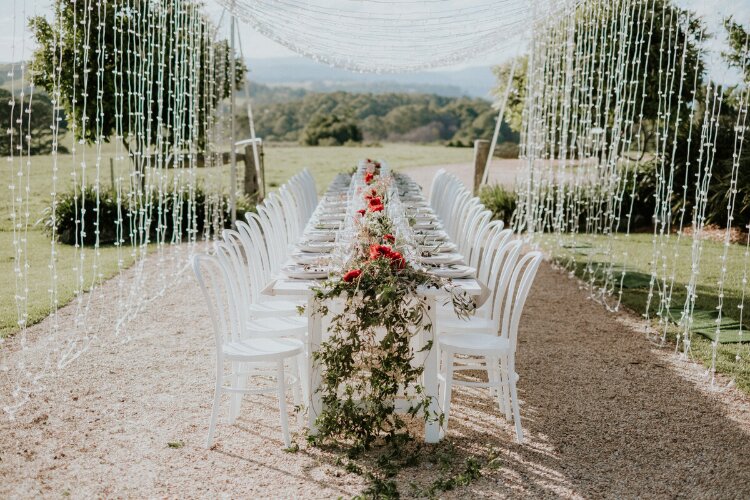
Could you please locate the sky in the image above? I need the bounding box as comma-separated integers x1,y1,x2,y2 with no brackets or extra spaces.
1,0,748,80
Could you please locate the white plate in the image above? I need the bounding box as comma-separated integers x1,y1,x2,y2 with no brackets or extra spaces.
291,252,333,265
418,253,463,265
283,264,329,280
318,213,346,221
305,231,336,242
429,264,475,279
297,241,335,253
418,241,458,253
413,221,442,230
313,221,342,230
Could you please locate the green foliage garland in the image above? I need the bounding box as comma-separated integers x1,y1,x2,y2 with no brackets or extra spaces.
309,168,473,454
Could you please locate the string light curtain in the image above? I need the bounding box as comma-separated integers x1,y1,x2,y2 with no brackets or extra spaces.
514,0,750,384
3,0,235,418
216,0,570,72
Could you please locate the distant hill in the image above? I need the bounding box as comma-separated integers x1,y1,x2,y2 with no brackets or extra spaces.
237,89,518,146
246,57,496,100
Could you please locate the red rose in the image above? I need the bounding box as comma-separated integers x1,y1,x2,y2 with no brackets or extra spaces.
383,233,395,243
389,251,406,269
369,244,392,261
369,203,384,213
364,189,378,201
368,197,382,207
343,269,362,283
364,172,374,184
357,209,366,216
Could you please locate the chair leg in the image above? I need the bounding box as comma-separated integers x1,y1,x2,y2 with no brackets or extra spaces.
441,352,455,433
229,361,243,424
300,344,310,404
509,375,524,444
276,360,291,448
488,356,503,410
206,361,223,449
291,357,303,426
499,357,512,421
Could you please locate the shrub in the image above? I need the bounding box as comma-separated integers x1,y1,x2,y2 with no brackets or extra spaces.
479,184,517,223
301,114,363,146
41,185,253,246
493,141,519,159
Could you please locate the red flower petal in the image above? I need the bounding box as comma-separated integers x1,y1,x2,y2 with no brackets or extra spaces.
343,269,362,283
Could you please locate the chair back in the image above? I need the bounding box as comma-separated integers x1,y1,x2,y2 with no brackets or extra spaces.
501,251,543,360
484,239,523,325
192,253,241,354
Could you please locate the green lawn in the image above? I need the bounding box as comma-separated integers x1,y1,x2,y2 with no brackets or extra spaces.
1,142,473,338
543,232,750,392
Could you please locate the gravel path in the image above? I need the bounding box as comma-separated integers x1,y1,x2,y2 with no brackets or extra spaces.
2,164,750,498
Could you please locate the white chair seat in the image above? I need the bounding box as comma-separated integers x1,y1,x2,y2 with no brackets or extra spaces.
223,337,303,361
246,316,307,338
249,299,302,318
439,333,509,355
438,316,496,334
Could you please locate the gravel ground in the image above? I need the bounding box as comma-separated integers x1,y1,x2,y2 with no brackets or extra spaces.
2,164,750,498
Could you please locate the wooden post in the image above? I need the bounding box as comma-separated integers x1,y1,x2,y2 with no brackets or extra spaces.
473,139,490,195
243,143,262,200
109,157,116,192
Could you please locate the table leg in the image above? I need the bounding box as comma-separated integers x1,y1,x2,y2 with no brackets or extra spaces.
306,296,323,434
423,295,441,443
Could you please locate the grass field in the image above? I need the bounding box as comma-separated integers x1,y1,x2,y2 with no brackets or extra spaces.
544,232,750,392
0,142,473,337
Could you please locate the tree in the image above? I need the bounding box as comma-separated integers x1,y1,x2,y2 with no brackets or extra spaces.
28,0,244,153
492,0,705,157
491,56,527,134
301,114,363,146
0,88,68,156
723,17,750,83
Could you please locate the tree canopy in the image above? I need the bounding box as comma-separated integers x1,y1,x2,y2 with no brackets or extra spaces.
28,0,244,151
240,88,518,146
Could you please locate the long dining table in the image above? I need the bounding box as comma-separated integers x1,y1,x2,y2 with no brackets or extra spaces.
262,168,483,443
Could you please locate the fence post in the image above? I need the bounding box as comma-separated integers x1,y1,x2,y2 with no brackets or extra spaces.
243,142,263,201
473,139,490,195
109,157,116,192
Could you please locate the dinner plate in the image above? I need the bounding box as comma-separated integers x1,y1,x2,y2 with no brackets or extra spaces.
418,252,463,265
412,221,442,230
305,231,336,242
282,264,330,279
297,241,335,253
401,195,426,202
291,252,333,265
413,230,448,242
428,264,475,279
418,241,458,253
318,213,346,221
313,221,342,230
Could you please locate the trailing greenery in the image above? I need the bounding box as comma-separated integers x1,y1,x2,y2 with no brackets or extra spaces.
310,168,473,452
41,185,252,246
240,91,518,145
308,164,475,496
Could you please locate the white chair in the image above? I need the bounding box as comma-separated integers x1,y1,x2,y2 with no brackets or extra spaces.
438,251,543,443
438,237,521,329
193,253,304,448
